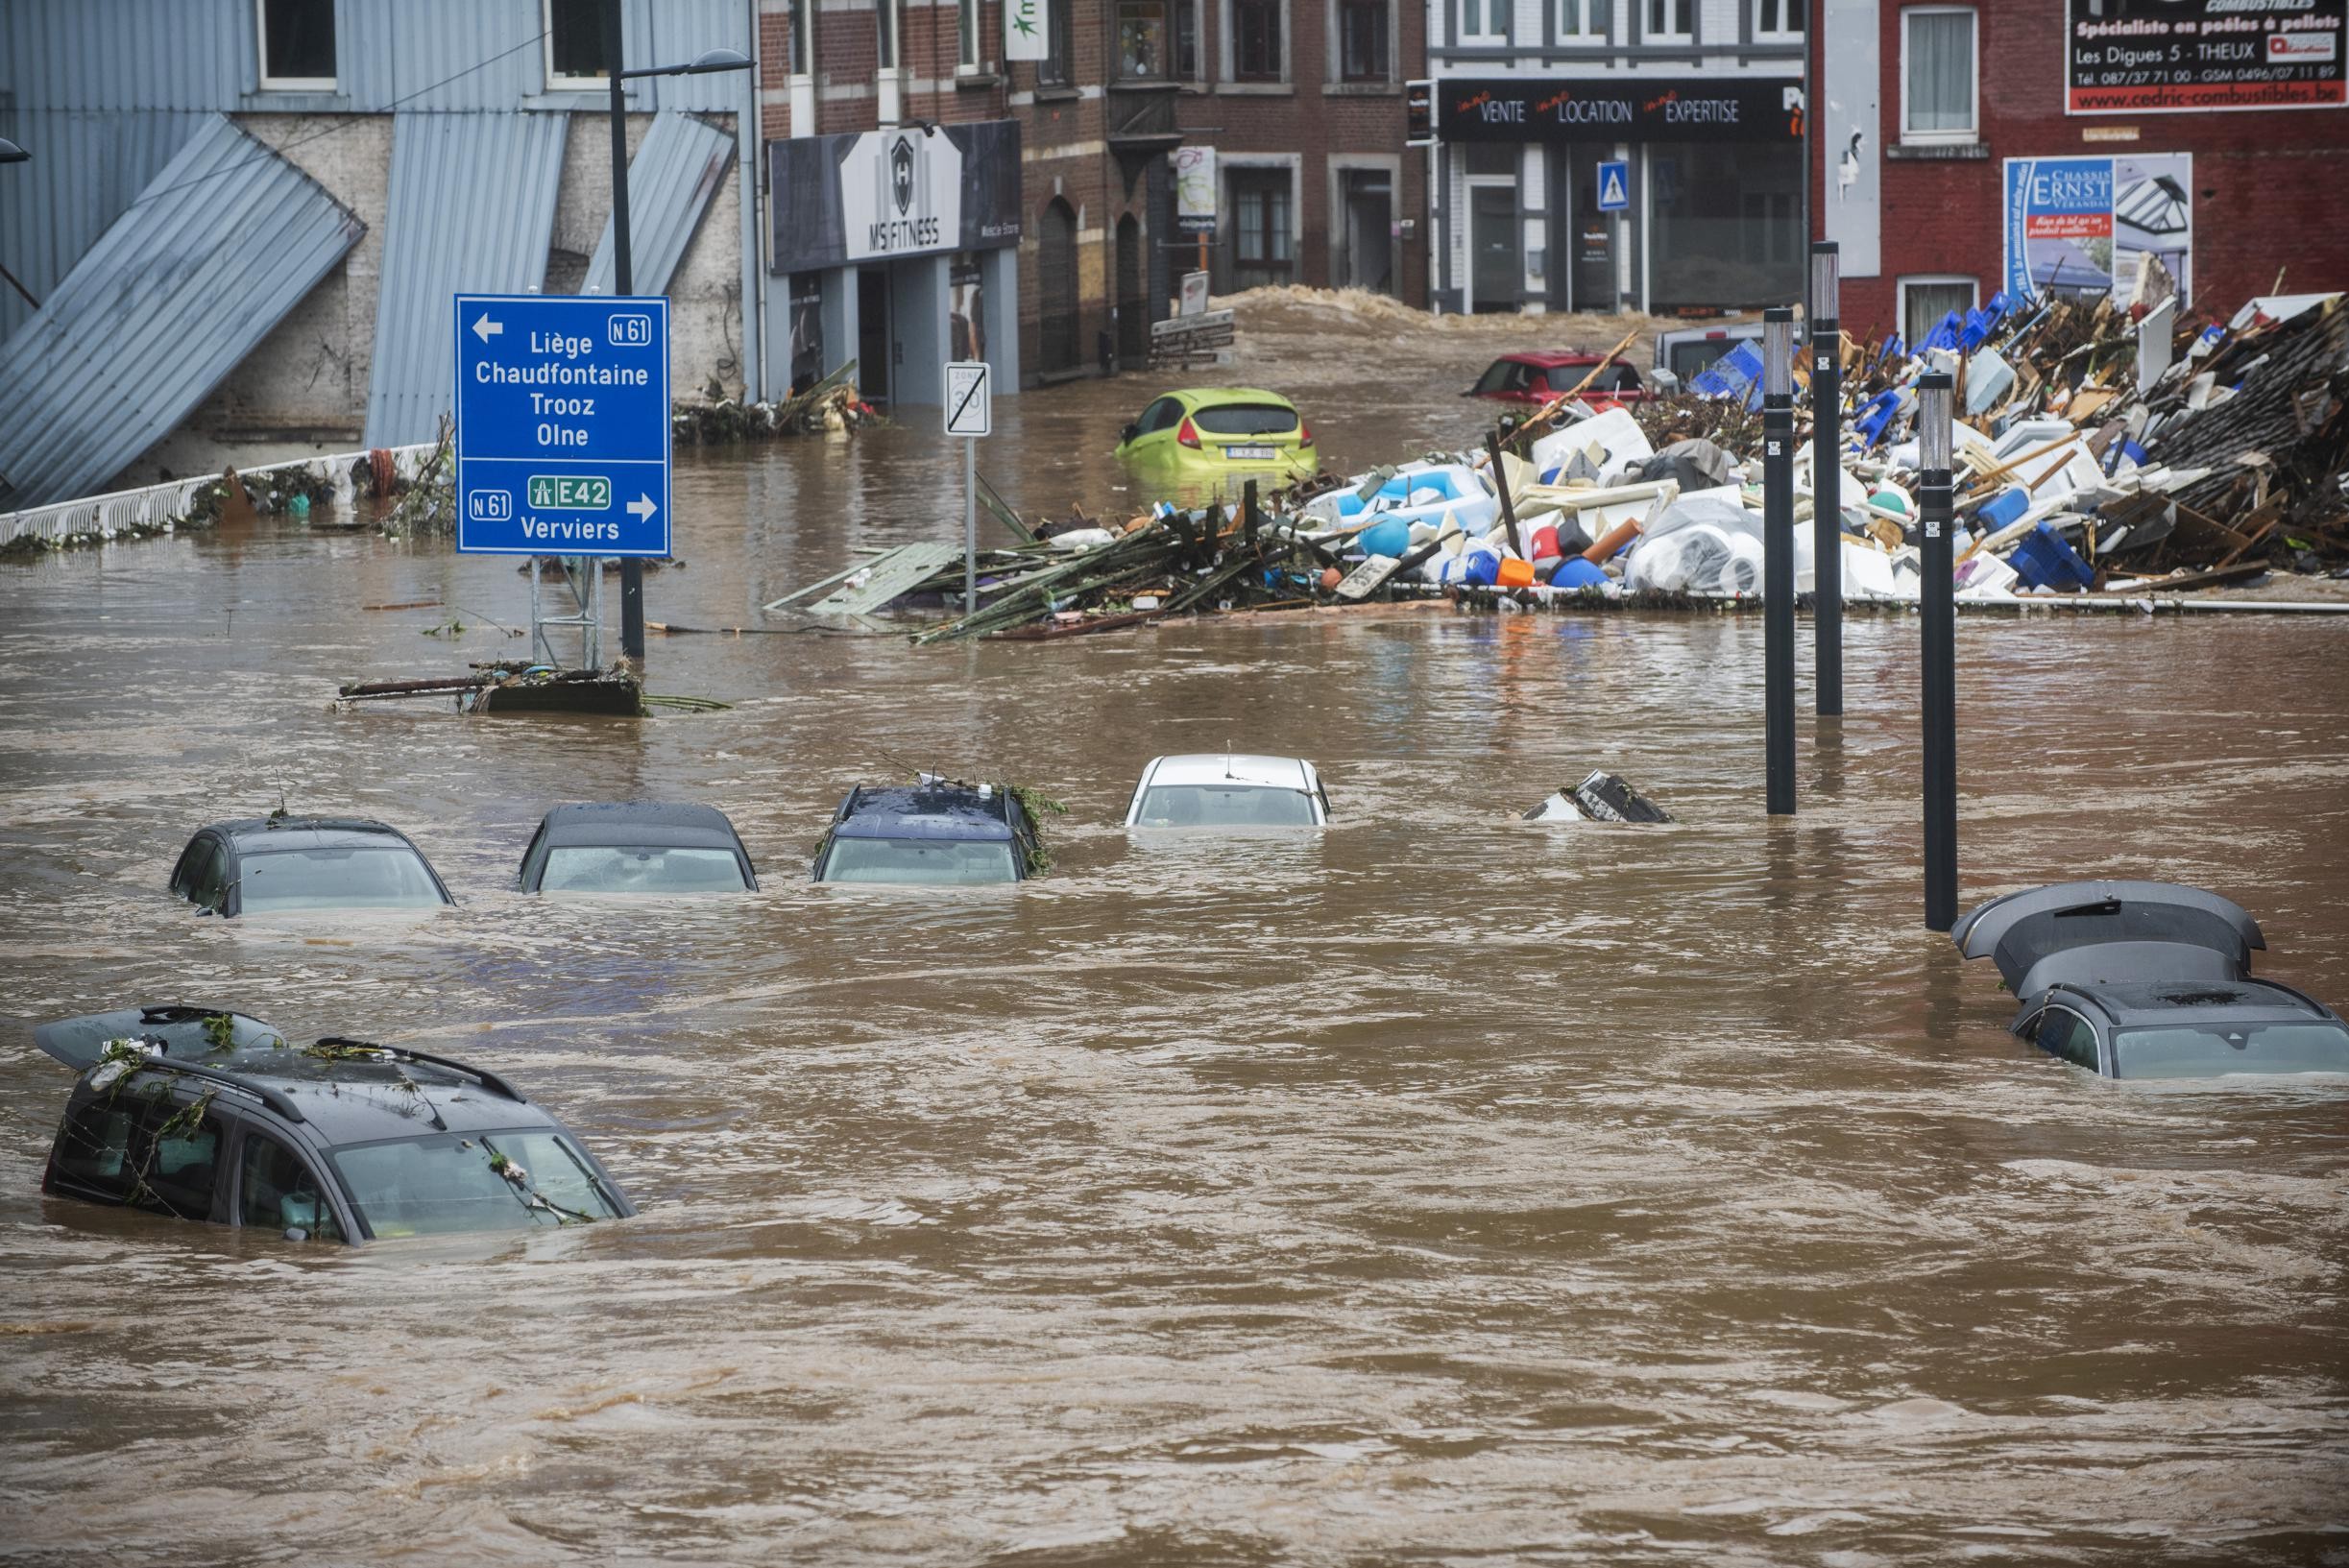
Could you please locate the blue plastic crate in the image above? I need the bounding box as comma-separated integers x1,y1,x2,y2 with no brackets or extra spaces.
2007,521,2095,591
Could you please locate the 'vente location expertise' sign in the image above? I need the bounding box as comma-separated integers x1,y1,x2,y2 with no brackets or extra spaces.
453,294,671,558
1436,78,1804,143
2067,0,2348,114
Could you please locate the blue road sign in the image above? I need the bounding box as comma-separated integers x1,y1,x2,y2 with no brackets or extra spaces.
1596,160,1630,213
453,293,670,557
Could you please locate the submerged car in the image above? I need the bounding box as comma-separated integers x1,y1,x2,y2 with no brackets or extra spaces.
1115,388,1319,495
169,816,452,918
1466,351,1649,407
812,781,1044,885
1954,880,2349,1080
1124,755,1329,829
519,802,759,894
34,1003,634,1242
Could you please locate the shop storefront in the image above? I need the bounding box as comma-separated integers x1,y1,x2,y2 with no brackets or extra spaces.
1431,77,1805,316
766,120,1025,406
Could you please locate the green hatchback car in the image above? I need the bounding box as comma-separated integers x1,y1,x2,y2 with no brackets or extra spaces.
1114,388,1319,500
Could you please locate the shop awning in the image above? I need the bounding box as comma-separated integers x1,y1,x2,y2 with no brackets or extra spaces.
0,114,364,512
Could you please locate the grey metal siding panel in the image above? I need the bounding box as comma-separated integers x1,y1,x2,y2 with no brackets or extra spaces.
362,109,569,447
0,108,206,342
583,110,736,296
0,113,366,510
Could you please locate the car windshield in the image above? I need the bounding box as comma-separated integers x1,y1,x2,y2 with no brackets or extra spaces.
1191,403,1297,436
2112,1021,2349,1079
239,846,443,911
820,836,1020,885
540,845,746,893
1135,784,1318,828
1471,361,1520,395
331,1129,622,1237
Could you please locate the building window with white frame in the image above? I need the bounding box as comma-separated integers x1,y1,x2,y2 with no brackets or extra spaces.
1899,276,1977,348
1645,0,1692,41
1555,0,1599,38
1340,0,1388,80
1460,0,1507,44
1231,168,1294,288
257,0,336,89
1903,7,1977,143
959,0,982,69
789,0,814,76
545,0,610,87
1753,0,1801,39
877,0,900,70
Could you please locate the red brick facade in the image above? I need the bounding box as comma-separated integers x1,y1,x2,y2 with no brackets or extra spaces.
1811,1,2349,337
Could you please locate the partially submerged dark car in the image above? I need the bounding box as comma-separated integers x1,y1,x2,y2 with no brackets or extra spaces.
519,802,759,894
812,781,1044,885
169,816,452,918
1954,881,2349,1080
35,1004,633,1242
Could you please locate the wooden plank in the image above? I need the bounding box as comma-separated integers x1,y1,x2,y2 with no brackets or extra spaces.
811,541,961,615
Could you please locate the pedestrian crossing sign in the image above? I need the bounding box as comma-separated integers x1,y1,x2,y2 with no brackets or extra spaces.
1597,161,1630,213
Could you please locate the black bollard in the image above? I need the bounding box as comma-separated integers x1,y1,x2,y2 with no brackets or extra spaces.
1917,372,1958,931
1763,306,1796,818
1810,242,1842,717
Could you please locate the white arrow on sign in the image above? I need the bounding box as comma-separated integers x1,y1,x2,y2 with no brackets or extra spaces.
472,312,503,344
627,494,658,522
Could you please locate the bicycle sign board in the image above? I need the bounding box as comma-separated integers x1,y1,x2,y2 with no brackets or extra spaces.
452,293,670,557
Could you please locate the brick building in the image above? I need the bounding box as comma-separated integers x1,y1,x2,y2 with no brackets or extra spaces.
756,0,1424,401
1812,0,2349,349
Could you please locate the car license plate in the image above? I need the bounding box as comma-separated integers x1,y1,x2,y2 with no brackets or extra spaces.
1225,445,1276,460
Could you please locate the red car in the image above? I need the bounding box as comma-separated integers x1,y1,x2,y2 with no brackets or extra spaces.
1465,350,1650,406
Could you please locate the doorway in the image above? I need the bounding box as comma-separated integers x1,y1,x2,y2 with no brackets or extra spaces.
1470,186,1519,313
1038,198,1079,375
1116,213,1146,368
856,265,890,403
1339,169,1393,295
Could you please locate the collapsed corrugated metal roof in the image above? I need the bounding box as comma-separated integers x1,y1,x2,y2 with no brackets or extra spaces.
583,109,737,298
362,110,568,448
0,113,364,512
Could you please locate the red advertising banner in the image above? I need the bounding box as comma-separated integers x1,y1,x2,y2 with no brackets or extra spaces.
2068,0,2348,115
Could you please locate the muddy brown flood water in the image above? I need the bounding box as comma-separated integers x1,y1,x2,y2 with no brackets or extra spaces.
2,298,2346,1564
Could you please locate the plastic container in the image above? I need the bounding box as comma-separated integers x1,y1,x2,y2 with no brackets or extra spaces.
1463,546,1503,587
1550,558,1609,590
1974,486,2029,532
2006,521,2096,591
1495,557,1536,589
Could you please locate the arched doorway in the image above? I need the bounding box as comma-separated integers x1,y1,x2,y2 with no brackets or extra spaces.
1116,213,1146,370
1038,199,1079,375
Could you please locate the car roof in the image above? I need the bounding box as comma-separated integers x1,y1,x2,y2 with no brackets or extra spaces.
202,817,423,854
1143,754,1318,791
535,801,745,851
1493,350,1622,369
833,784,1018,842
2056,978,2341,1030
1165,387,1298,410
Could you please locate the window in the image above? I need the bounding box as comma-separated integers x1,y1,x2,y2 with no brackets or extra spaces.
1646,0,1692,41
1555,0,1599,37
2034,1008,2101,1070
539,846,749,894
1231,168,1293,287
1133,785,1318,828
237,846,445,913
1898,276,1977,350
1903,6,1977,143
1120,0,1171,79
1340,0,1387,81
1752,0,1801,38
545,0,610,88
240,1132,344,1240
1139,397,1186,432
1473,360,1533,395
817,838,1022,884
257,0,335,89
140,1102,223,1220
789,0,813,75
332,1131,623,1237
1043,0,1073,84
1465,141,1515,177
51,1101,137,1199
1175,0,1200,76
1460,0,1506,43
959,0,982,67
1234,0,1283,79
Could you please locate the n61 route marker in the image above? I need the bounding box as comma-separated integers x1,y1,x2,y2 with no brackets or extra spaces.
453,293,670,558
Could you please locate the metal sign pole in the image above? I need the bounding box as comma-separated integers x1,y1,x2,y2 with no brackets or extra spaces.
1917,372,1958,931
1810,241,1843,718
1762,306,1796,818
964,437,978,615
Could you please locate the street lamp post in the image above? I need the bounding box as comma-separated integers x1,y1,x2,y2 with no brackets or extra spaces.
600,0,751,664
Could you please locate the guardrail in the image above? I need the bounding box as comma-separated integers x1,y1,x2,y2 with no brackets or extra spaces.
0,442,440,553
